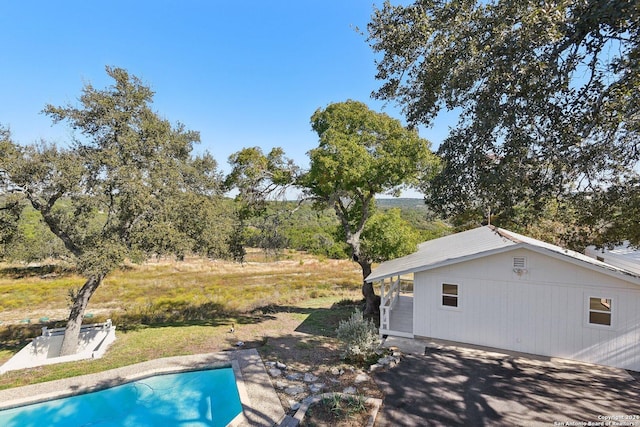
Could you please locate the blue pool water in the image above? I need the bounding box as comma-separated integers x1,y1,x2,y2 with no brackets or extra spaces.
0,368,242,427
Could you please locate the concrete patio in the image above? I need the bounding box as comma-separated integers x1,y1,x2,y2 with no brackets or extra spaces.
376,337,640,426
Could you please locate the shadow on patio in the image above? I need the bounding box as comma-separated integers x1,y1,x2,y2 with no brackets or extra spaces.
374,344,640,426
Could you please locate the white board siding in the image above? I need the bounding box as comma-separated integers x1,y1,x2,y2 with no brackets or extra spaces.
412,249,640,371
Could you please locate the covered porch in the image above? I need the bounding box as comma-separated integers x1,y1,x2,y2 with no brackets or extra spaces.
378,275,414,338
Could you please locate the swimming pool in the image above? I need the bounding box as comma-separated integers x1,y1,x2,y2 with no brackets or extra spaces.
0,368,243,427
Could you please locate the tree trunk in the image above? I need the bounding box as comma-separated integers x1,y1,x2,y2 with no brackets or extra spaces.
359,261,380,315
59,274,103,356
362,281,381,315
341,214,379,314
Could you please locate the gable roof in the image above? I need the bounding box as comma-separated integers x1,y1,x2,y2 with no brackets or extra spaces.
365,225,640,285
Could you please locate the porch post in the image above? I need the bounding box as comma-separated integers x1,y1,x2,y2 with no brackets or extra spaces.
379,279,388,334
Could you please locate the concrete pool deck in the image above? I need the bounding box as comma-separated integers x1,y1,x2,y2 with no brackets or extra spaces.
0,349,285,426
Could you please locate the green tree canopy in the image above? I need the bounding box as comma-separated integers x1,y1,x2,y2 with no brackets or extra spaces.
360,208,422,264
225,146,298,213
302,100,438,313
368,0,640,239
225,147,298,261
0,66,223,355
0,194,23,258
3,204,68,262
225,101,438,313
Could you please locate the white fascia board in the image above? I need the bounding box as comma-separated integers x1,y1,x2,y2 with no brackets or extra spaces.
366,245,522,283
367,243,640,287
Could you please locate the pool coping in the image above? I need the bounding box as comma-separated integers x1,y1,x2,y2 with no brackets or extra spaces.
0,349,285,426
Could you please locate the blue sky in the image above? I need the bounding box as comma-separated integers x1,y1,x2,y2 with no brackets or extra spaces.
1,1,452,190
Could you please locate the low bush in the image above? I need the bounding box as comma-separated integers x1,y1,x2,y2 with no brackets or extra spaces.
303,393,371,426
335,310,380,363
323,393,366,418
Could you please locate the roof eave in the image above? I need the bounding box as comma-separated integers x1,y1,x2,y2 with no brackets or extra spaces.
523,245,640,286
367,242,640,286
366,244,520,283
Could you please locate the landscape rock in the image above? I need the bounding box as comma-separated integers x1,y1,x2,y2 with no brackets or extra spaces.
268,368,282,377
284,385,306,396
276,361,287,370
330,367,344,376
303,373,318,382
378,356,392,365
289,400,301,411
343,386,357,394
369,364,382,372
354,373,369,383
275,381,287,389
309,383,325,393
286,372,302,381
302,396,316,405
377,355,400,368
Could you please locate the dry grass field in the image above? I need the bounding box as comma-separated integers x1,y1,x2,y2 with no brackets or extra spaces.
0,250,362,324
0,250,370,391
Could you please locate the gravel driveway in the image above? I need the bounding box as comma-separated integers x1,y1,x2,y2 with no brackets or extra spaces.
374,338,640,426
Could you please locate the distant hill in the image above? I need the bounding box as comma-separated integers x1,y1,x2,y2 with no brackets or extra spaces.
376,197,450,239
376,198,426,210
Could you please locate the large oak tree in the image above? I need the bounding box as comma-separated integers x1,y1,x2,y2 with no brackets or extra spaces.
302,100,437,313
225,146,299,261
226,101,437,313
0,67,223,356
368,0,640,242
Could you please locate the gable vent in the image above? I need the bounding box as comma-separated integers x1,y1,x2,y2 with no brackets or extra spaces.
513,257,526,269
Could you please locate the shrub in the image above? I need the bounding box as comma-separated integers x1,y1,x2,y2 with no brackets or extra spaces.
336,310,380,363
320,393,367,419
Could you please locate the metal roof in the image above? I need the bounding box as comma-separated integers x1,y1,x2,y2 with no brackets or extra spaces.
586,242,640,275
365,225,640,285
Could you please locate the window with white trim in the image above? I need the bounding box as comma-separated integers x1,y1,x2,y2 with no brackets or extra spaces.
588,297,612,326
442,283,459,307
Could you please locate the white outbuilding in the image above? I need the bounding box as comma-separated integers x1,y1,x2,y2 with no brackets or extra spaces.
585,242,640,275
367,226,640,372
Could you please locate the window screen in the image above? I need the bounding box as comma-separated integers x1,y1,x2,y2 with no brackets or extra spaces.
588,297,611,326
442,283,459,307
